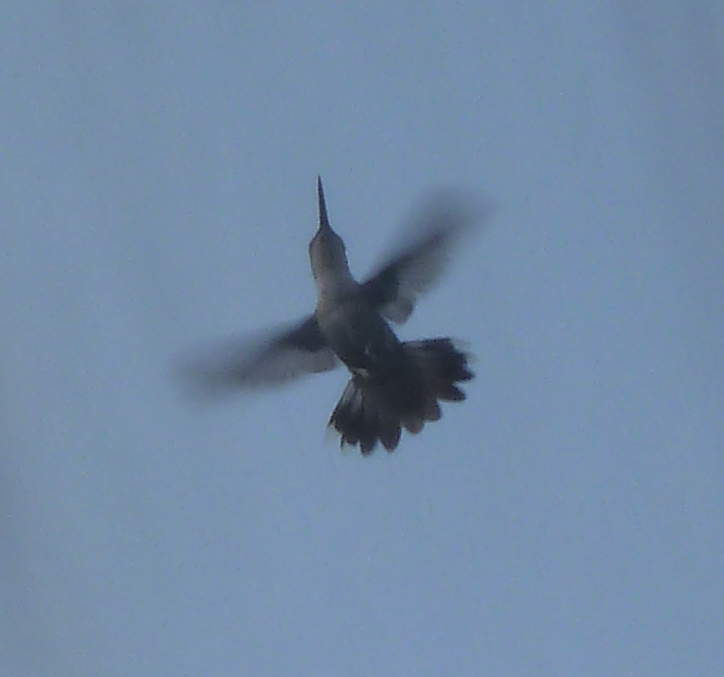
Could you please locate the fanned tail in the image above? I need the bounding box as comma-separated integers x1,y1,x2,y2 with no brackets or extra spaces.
328,338,473,455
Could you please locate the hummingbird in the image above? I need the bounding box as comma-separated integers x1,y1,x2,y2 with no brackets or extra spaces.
185,177,486,455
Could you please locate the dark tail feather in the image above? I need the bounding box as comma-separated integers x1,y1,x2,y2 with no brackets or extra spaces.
328,338,473,455
329,379,402,455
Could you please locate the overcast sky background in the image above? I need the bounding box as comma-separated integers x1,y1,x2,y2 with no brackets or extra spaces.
2,2,723,676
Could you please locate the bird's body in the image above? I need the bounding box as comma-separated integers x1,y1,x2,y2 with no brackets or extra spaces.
316,293,403,376
187,177,485,454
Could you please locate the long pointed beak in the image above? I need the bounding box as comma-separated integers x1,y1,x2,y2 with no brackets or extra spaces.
317,175,330,231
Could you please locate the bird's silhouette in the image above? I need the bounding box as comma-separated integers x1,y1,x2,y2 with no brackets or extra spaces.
184,177,489,454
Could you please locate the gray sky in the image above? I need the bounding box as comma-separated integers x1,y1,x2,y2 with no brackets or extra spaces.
2,2,723,675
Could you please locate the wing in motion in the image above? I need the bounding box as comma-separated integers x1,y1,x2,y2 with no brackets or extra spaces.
181,314,338,398
361,190,491,323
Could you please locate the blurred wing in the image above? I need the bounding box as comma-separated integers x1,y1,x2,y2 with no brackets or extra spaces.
181,315,338,398
360,190,490,323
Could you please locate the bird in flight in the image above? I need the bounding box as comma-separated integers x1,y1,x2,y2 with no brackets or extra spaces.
184,177,488,454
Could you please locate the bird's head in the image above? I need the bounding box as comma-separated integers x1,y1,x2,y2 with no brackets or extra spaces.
309,176,352,287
